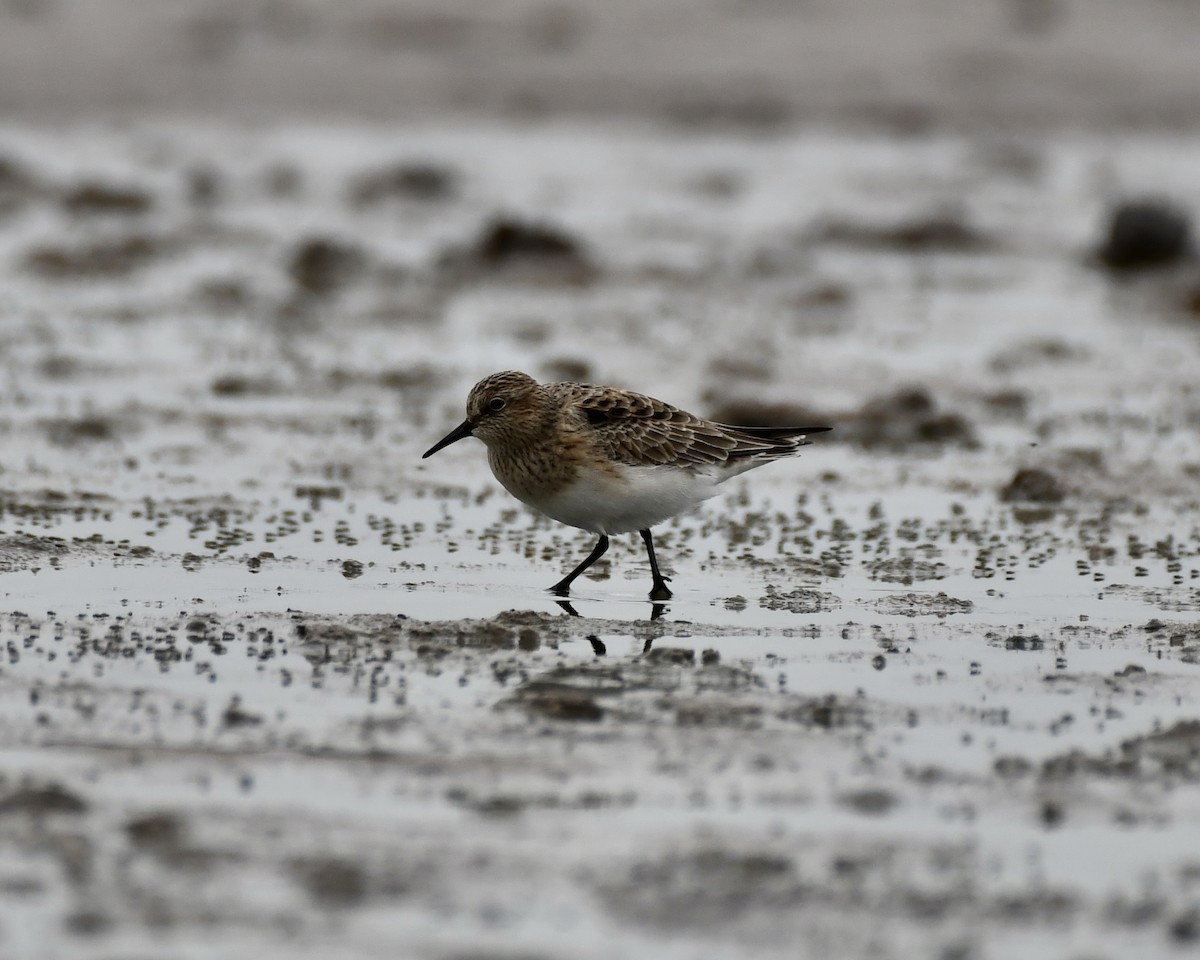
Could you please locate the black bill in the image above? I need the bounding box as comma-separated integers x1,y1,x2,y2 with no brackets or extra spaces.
421,419,475,458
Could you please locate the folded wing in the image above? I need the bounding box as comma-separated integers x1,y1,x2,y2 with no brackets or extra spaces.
565,383,830,469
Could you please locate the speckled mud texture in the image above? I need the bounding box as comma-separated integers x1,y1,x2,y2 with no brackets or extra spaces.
3,4,1200,960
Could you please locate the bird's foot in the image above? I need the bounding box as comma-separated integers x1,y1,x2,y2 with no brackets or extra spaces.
649,581,673,602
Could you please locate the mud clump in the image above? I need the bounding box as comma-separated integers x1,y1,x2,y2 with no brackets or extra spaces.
0,155,40,216
644,646,696,666
349,162,456,205
288,236,364,296
221,698,263,729
1124,720,1200,778
517,628,541,651
838,788,898,816
675,699,764,729
210,373,279,396
0,784,88,816
442,216,596,284
993,755,1033,778
866,557,947,584
989,337,1086,374
794,280,853,307
457,622,515,649
523,689,605,722
477,218,582,263
759,586,839,614
0,533,69,556
778,695,868,730
291,856,369,907
125,812,186,851
1097,200,1192,271
817,213,995,252
980,388,1030,419
25,234,172,278
1044,721,1200,782
64,910,112,937
1002,635,1045,651
195,276,253,310
873,592,973,617
186,166,223,207
1162,625,1200,664
1171,909,1200,944
601,849,801,927
1040,799,1066,828
60,181,153,216
44,416,117,445
1001,468,1065,504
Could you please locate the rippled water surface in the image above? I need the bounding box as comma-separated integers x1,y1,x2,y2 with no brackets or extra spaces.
1,122,1199,960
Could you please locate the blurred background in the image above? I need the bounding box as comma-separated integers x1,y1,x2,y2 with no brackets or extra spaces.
3,0,1200,128
0,0,1197,505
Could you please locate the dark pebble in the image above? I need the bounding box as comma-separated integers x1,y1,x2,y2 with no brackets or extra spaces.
61,181,153,216
0,784,88,816
1098,200,1192,270
349,162,456,205
442,216,596,284
1001,468,1065,504
292,856,368,907
288,236,364,296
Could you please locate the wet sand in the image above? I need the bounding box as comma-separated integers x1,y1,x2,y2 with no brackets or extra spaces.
3,4,1200,959
0,122,1198,960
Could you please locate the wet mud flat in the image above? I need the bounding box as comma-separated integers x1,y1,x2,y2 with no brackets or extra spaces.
1,122,1200,958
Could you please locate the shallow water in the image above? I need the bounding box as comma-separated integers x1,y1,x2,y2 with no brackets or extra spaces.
2,121,1200,959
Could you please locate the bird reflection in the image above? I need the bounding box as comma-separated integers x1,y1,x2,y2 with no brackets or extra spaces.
553,599,668,621
555,599,582,618
552,599,669,657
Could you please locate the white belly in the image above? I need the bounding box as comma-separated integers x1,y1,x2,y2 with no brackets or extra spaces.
522,463,721,535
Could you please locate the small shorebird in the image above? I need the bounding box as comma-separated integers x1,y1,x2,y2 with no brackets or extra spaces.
423,371,830,601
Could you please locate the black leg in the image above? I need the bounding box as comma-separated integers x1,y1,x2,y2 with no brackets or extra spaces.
639,528,673,601
550,535,609,596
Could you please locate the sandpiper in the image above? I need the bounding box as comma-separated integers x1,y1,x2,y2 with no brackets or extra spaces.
422,371,830,600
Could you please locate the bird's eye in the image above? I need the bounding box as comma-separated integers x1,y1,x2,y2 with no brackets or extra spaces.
488,397,506,412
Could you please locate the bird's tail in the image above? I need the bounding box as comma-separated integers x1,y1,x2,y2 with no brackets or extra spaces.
729,425,832,440
721,424,832,461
